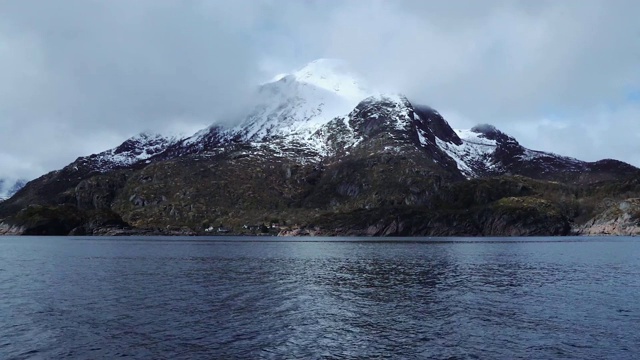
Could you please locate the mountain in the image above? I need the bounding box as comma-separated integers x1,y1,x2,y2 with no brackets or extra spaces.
1,59,639,236
160,58,374,160
438,123,637,184
0,132,180,215
82,132,183,172
237,58,371,143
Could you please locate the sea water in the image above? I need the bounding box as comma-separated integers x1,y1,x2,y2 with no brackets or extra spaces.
1,236,639,359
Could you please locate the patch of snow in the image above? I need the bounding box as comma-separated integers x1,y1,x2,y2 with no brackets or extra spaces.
417,129,429,147
78,132,184,172
183,126,232,147
435,129,500,178
383,145,404,154
379,94,412,130
455,129,497,146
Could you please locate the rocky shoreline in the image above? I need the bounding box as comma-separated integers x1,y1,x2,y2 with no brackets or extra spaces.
3,196,639,237
3,219,638,237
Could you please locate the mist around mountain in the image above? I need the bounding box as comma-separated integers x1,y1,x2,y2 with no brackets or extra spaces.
1,59,639,236
0,178,27,202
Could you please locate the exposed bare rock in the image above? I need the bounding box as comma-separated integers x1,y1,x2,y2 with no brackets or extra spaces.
575,198,640,236
0,222,26,235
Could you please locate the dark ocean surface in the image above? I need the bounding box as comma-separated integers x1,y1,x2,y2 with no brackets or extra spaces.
1,236,639,359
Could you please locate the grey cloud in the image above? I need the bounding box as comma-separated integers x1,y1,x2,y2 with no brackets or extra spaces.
312,0,640,117
503,104,640,165
1,1,263,126
0,0,274,178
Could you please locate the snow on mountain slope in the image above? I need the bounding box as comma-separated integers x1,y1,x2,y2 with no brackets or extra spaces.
72,59,380,165
74,132,184,172
222,59,603,180
233,59,377,149
432,124,590,178
313,94,414,155
435,129,499,177
48,58,607,181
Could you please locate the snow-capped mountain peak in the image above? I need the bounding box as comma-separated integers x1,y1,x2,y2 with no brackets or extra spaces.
232,59,379,146
46,58,610,184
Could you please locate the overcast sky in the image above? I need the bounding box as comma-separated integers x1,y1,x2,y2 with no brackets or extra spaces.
1,0,639,180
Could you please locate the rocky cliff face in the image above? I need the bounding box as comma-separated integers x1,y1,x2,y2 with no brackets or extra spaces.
1,59,639,236
575,198,640,235
281,200,571,237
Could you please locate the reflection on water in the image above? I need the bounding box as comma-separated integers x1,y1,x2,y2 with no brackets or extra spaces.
1,237,639,359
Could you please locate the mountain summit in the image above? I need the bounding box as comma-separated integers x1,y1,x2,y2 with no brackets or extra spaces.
1,59,639,236
231,59,376,147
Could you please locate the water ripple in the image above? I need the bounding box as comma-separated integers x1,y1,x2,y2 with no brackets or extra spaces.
1,237,639,359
